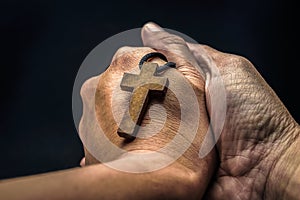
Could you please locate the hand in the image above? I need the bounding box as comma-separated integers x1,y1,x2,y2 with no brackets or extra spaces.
79,46,217,198
0,31,217,200
141,22,300,200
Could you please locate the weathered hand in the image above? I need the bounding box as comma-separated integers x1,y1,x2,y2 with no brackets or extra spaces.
141,22,300,200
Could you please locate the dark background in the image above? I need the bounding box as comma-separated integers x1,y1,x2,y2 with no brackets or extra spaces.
0,0,296,179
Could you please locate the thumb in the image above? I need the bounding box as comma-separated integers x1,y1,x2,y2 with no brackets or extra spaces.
141,22,205,78
141,22,227,158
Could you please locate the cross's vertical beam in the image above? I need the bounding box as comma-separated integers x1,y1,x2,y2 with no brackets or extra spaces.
117,62,168,140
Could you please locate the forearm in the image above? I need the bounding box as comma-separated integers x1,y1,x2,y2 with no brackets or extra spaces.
284,158,300,200
0,154,201,200
282,126,300,200
267,125,300,200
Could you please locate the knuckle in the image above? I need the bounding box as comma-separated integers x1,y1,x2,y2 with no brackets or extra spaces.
233,55,253,69
80,76,99,100
223,54,253,69
114,46,135,56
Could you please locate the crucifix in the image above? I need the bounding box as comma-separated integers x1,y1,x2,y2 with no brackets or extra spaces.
117,62,169,140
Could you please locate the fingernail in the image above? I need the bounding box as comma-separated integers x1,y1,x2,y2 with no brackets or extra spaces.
145,22,163,32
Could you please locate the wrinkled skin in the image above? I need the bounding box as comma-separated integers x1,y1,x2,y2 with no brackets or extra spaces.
80,22,300,199
189,44,299,200
140,23,300,199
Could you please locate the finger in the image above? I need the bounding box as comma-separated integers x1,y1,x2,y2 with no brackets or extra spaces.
186,42,226,113
141,22,205,78
186,42,227,159
186,43,221,110
186,43,221,78
80,157,86,167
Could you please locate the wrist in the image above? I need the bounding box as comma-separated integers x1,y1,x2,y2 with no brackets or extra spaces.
266,123,300,199
83,150,210,200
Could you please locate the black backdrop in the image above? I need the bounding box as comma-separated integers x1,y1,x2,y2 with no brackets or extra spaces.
0,0,296,179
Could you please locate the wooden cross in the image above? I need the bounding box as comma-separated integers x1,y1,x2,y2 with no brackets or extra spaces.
117,62,168,140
